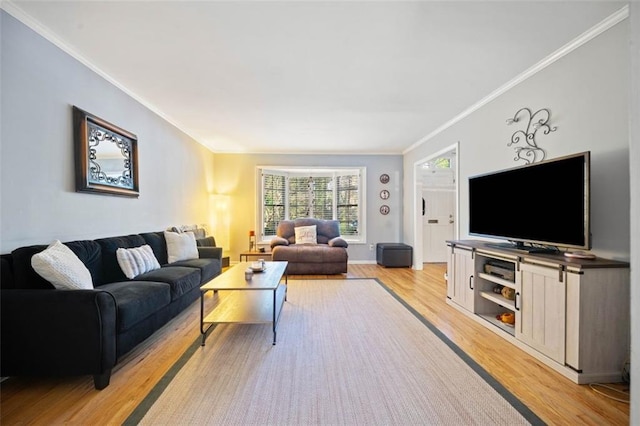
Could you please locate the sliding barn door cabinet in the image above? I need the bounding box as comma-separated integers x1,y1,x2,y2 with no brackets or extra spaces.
445,240,630,384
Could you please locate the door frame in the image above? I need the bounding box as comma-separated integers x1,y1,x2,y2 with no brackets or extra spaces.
412,142,459,270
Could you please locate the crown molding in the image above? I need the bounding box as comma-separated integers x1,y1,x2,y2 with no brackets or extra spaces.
403,5,630,155
2,2,629,157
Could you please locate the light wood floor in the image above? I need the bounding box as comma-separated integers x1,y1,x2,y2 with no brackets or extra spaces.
0,264,629,425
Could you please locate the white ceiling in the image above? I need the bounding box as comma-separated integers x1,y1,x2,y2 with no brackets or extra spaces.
5,1,626,154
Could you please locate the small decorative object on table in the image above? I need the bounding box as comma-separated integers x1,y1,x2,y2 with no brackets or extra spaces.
250,260,266,272
245,268,254,280
248,230,256,251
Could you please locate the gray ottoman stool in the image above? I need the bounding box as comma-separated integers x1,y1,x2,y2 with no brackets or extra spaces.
376,243,413,267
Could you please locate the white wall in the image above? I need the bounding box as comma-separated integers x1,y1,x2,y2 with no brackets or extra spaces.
403,19,630,262
629,2,639,422
212,153,402,262
0,11,215,253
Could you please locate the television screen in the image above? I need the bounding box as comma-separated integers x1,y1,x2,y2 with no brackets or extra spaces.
468,151,590,251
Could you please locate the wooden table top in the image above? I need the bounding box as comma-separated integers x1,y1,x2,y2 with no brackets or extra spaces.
201,261,287,291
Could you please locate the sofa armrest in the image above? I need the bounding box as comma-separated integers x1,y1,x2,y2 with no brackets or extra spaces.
328,237,348,248
0,289,117,388
270,236,289,248
197,246,223,260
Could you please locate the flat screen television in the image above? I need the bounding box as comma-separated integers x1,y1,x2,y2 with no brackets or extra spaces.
468,151,591,252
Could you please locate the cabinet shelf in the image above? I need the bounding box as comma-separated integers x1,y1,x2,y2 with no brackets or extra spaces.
478,313,515,336
478,272,515,289
480,290,516,311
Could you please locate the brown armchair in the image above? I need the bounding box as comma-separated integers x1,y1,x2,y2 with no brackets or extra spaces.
270,219,348,274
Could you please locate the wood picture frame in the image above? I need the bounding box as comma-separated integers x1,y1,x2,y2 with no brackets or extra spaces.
73,106,139,197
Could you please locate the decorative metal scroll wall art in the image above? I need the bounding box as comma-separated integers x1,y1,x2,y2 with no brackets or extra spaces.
506,107,557,164
73,106,139,197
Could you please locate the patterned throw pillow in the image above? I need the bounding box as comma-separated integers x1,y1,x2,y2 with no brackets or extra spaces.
164,231,199,263
294,225,317,245
31,240,93,290
116,244,161,279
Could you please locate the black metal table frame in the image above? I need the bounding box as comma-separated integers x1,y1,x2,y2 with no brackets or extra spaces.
200,273,287,346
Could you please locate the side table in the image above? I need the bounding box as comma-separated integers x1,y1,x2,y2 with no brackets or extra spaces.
239,251,273,262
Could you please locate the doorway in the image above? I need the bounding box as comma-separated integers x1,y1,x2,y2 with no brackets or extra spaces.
413,144,458,269
422,188,455,262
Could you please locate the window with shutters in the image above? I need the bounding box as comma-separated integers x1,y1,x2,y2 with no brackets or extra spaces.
258,167,366,243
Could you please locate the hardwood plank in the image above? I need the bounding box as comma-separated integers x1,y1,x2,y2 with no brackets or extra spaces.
0,264,629,425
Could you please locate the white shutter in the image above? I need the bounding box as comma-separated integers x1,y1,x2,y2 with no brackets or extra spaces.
336,172,360,236
262,172,286,236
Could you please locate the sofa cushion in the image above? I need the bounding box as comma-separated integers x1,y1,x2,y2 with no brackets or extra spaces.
31,240,93,290
0,255,15,289
140,232,169,265
116,245,161,279
99,281,171,332
196,236,216,247
11,245,54,289
164,231,198,264
294,225,317,245
65,240,104,286
171,258,220,283
135,266,201,300
96,235,147,286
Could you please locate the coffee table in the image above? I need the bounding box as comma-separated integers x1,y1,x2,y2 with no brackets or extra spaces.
200,261,288,346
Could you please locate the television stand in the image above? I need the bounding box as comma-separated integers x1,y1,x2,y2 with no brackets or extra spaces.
445,239,630,384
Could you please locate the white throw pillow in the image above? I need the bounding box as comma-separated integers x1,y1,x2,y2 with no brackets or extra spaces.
294,225,317,245
31,240,93,290
164,231,199,263
116,244,161,279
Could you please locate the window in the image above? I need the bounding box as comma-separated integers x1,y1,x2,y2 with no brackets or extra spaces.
258,167,366,242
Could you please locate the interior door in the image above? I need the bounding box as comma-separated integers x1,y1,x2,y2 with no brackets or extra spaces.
423,189,454,263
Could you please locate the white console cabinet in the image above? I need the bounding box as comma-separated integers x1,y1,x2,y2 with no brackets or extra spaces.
446,240,630,384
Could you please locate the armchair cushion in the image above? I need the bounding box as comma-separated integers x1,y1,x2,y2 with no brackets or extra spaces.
294,225,317,245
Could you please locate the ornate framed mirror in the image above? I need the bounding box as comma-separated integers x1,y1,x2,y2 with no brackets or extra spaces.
73,106,139,197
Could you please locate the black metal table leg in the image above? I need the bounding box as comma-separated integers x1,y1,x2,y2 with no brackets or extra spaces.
272,288,277,345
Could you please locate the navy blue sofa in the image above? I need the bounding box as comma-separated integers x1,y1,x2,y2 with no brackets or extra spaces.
0,231,222,389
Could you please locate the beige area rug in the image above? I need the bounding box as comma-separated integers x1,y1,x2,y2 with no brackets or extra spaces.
127,279,542,425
